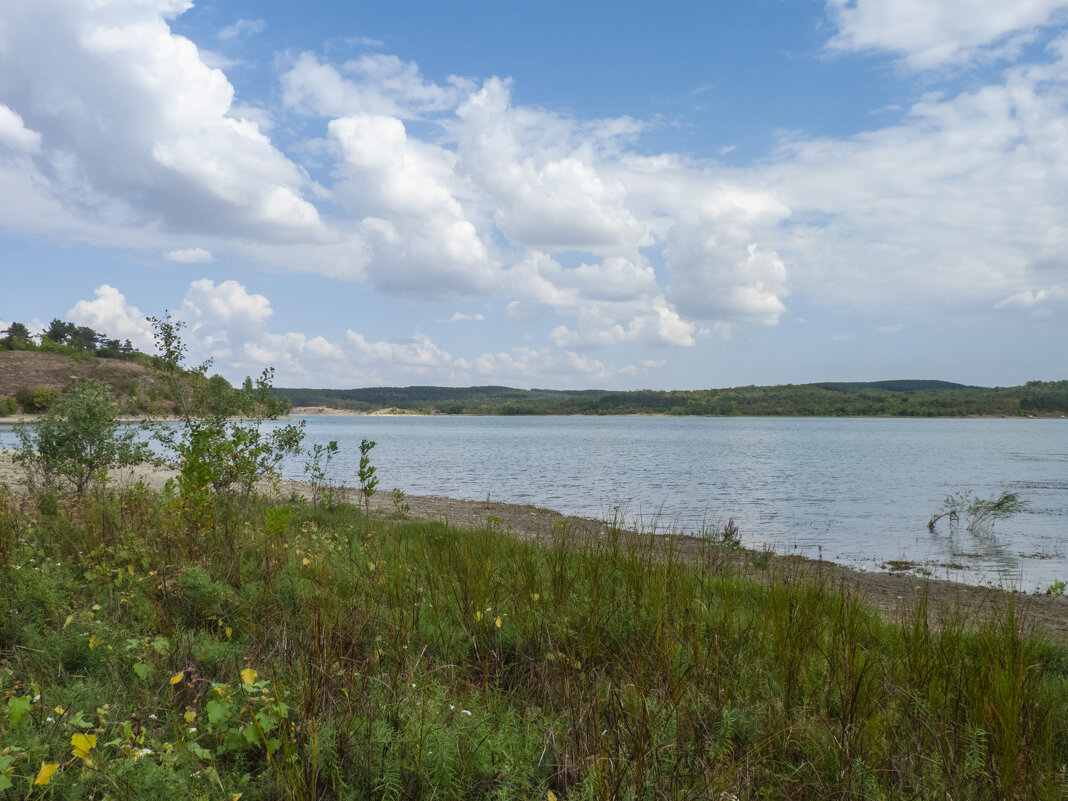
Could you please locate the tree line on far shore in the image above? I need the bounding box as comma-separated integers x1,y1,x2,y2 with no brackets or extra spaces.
276,379,1068,418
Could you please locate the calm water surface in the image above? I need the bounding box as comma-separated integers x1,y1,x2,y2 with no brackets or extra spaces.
285,415,1068,589
4,415,1066,588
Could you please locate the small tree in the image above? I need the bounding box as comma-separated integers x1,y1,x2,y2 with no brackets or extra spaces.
358,438,379,514
147,312,305,502
14,379,148,495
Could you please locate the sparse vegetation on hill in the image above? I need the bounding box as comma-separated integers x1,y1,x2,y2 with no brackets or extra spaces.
0,318,245,417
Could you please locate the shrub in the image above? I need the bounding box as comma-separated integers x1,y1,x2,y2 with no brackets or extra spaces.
13,386,33,412
31,386,59,412
14,378,149,495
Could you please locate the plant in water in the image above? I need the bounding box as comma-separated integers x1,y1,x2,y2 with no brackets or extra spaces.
357,438,379,514
929,489,1029,533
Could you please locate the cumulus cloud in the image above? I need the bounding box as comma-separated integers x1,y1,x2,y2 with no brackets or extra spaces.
164,247,213,262
0,0,322,239
825,0,1068,69
329,113,495,298
5,0,1068,382
281,52,468,120
67,285,154,350
456,78,647,254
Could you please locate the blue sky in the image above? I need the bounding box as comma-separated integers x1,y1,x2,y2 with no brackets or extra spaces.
1,0,1066,389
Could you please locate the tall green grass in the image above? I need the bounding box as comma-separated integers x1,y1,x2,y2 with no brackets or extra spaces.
0,483,1065,799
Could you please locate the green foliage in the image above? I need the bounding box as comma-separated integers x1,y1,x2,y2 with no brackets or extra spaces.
0,396,15,416
0,486,1066,800
391,486,410,518
302,439,339,508
275,379,1068,417
148,312,305,501
12,378,149,495
30,386,58,412
358,437,378,512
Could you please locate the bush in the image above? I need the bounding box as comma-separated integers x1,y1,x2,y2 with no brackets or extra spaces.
31,386,59,412
14,378,149,495
0,396,15,416
13,386,33,412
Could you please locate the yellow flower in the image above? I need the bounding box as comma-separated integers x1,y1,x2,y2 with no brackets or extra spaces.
34,763,60,786
71,732,97,761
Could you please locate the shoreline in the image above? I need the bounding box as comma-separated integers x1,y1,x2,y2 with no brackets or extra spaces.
2,450,1067,643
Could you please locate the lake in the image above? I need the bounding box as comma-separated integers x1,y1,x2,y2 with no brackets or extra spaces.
4,415,1067,588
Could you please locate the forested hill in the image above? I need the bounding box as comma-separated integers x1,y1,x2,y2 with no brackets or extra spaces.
276,380,1068,417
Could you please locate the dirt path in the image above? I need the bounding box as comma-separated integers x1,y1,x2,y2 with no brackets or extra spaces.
4,451,1067,645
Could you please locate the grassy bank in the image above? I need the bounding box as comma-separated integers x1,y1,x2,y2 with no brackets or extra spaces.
0,486,1066,800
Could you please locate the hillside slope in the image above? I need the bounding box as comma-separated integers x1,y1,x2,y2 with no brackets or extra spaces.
0,350,170,414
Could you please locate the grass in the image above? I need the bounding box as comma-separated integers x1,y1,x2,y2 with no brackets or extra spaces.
0,483,1066,799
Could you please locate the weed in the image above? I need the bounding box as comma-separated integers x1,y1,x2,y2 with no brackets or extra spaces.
929,489,1029,533
390,487,410,518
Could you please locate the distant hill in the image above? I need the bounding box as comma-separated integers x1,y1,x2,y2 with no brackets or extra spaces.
816,379,975,393
277,380,1068,418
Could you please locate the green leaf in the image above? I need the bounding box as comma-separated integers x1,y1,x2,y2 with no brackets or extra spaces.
205,699,230,725
133,662,151,680
7,695,31,729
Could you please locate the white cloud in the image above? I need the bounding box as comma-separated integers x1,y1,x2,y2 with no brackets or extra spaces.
281,52,468,120
0,0,322,239
456,78,647,254
439,311,484,322
875,323,903,334
549,299,696,349
218,19,266,40
67,285,154,350
329,113,495,298
995,284,1068,311
0,105,42,153
825,0,1068,69
164,247,213,262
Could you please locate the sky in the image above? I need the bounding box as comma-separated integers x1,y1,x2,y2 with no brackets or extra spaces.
0,0,1066,390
